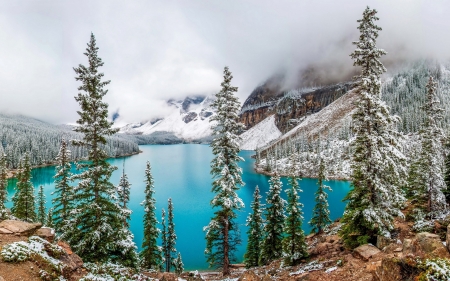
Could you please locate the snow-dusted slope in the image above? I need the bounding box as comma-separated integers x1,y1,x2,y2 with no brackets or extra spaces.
119,96,216,142
239,115,282,151
264,89,358,149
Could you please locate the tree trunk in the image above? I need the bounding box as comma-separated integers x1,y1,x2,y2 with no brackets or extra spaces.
223,217,230,276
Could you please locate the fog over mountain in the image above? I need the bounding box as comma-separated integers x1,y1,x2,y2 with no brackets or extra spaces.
0,0,448,124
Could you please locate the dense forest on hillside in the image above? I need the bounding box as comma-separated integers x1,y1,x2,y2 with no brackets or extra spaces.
256,60,450,180
0,114,140,168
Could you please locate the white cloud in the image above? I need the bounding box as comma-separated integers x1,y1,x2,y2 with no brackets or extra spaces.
0,0,447,124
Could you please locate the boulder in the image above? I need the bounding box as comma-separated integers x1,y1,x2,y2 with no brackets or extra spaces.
0,220,41,235
57,241,83,271
402,239,413,255
238,271,261,281
353,244,381,261
376,235,395,250
60,252,83,271
415,232,450,258
375,256,402,281
35,227,55,242
160,272,177,281
0,227,13,234
365,261,381,273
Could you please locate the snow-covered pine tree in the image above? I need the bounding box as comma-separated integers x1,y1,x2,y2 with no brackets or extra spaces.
417,77,447,216
173,252,184,275
117,166,131,227
37,185,46,225
340,7,407,248
445,141,450,202
164,198,177,272
53,139,73,233
259,174,286,265
244,186,264,268
309,158,332,234
0,153,8,219
46,208,55,228
161,208,167,271
204,66,245,275
115,167,139,269
11,153,36,222
140,161,162,270
65,33,137,266
282,173,308,266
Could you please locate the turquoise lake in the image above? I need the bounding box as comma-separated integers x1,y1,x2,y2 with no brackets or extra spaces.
6,144,350,270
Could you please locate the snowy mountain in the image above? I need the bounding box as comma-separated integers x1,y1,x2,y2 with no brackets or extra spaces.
119,95,216,143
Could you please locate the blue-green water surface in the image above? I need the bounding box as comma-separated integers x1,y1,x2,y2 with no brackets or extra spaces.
6,144,350,270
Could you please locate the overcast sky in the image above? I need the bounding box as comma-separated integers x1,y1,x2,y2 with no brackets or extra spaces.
0,0,448,124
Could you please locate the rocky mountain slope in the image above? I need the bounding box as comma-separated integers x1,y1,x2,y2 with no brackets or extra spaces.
239,76,353,134
119,95,216,143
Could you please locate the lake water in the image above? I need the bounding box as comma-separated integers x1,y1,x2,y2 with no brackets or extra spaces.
6,144,350,270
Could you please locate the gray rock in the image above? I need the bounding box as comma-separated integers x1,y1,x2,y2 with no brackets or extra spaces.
353,244,381,261
35,227,55,242
0,220,41,235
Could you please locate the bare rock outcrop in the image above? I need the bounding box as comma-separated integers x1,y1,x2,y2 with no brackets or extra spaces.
0,220,41,236
353,244,381,261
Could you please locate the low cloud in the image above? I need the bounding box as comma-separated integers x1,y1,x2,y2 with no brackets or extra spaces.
0,0,448,124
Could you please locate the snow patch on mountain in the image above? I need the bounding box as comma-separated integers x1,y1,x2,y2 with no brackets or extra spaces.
239,115,282,151
119,96,216,142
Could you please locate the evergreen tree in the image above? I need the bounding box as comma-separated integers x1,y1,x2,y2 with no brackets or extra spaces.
173,252,184,276
417,77,447,216
46,208,55,228
64,33,137,267
37,185,46,225
244,186,264,268
0,153,8,219
282,175,308,266
11,153,36,222
140,161,162,270
204,66,245,275
117,166,131,226
445,140,450,202
161,208,167,271
340,7,406,248
259,174,286,265
309,159,332,234
165,198,177,272
53,139,73,233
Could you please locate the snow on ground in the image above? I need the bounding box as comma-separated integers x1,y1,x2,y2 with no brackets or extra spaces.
239,115,282,151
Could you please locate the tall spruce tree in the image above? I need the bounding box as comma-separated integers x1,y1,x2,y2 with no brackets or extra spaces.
282,174,308,266
340,7,406,248
259,174,286,265
0,153,8,219
161,209,167,271
118,166,131,227
37,185,46,225
140,161,162,270
417,77,447,216
11,153,36,222
244,186,264,268
64,33,137,266
309,158,332,234
53,139,73,233
204,66,245,275
165,198,177,272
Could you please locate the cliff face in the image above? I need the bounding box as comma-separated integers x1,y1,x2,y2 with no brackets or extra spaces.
240,81,354,133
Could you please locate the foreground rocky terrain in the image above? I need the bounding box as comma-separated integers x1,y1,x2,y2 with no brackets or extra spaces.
1,210,450,281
